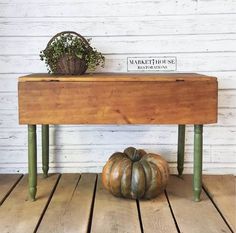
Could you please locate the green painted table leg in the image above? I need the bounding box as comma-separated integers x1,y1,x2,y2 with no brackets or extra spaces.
177,124,186,176
193,124,203,202
28,125,37,201
42,125,49,178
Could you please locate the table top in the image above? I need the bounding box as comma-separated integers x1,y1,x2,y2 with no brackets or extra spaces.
19,73,217,82
18,73,218,125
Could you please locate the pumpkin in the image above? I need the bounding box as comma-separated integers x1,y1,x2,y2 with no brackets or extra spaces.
102,147,169,199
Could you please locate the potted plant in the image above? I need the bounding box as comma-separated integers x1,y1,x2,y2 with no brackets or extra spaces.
40,31,105,75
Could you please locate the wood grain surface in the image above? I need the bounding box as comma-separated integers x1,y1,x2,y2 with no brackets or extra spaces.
0,174,22,205
37,173,96,233
203,175,236,232
0,174,234,232
91,174,141,233
0,174,59,233
19,73,215,82
18,73,217,124
166,175,232,233
139,193,178,233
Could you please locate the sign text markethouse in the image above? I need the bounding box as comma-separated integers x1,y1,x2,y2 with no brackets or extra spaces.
127,57,177,72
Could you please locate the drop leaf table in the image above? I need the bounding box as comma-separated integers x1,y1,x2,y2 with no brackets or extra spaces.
18,73,218,201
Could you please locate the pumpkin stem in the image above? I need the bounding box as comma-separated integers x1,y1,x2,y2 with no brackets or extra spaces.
124,147,146,162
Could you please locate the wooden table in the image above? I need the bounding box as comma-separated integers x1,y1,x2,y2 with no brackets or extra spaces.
18,73,218,201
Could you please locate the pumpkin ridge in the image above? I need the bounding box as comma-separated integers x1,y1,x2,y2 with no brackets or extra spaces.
140,160,152,192
140,161,147,194
120,159,132,198
131,161,145,199
109,157,127,196
102,153,125,189
109,152,126,160
147,158,163,192
130,161,134,197
158,160,169,188
147,160,158,168
108,159,119,194
140,161,146,192
143,162,160,199
119,158,129,197
122,152,131,160
146,153,169,190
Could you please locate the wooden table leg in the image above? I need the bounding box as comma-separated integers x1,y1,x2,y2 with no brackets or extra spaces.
42,124,49,178
193,124,203,202
28,125,37,201
177,124,186,176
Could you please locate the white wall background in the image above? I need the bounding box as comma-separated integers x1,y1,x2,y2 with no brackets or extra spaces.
0,0,236,174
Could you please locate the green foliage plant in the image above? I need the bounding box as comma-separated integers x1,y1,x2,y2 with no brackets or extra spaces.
40,32,105,73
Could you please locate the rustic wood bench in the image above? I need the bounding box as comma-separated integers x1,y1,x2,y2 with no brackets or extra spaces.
18,73,218,201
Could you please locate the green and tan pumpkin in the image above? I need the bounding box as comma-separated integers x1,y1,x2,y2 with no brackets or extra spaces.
102,147,169,199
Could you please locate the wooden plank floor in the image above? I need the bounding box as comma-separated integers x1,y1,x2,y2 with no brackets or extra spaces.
0,174,235,233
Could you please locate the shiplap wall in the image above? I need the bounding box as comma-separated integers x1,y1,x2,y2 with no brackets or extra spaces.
0,0,236,174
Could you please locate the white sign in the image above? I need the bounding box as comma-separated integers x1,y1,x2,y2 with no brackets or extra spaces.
127,57,177,72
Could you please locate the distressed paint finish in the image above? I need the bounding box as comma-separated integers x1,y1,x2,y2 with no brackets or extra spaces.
2,126,236,146
177,124,185,176
42,124,49,178
28,125,37,201
1,0,236,17
1,15,236,36
2,53,236,73
2,35,236,55
193,125,203,202
0,0,235,175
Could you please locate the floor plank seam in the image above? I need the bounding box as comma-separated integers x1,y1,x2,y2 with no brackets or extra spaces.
0,174,234,233
0,174,24,206
87,173,98,233
136,200,144,233
34,174,62,233
69,173,82,202
164,189,181,233
202,184,234,233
